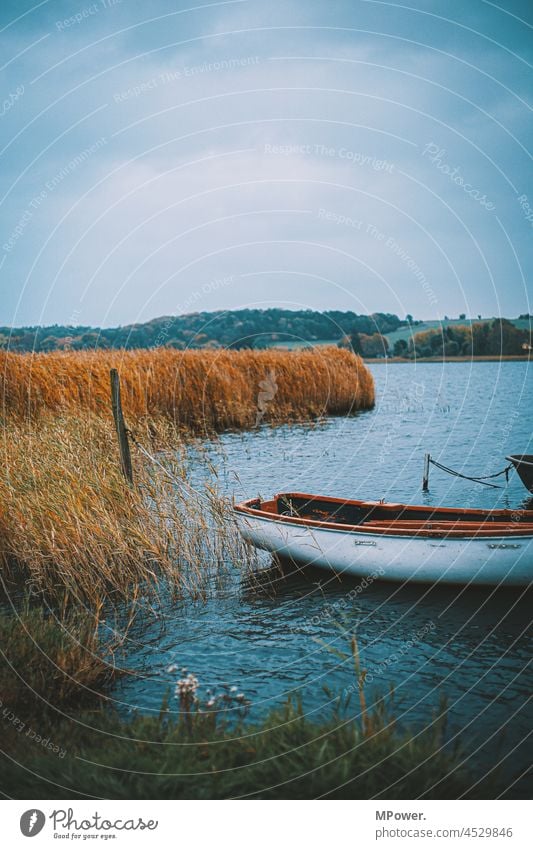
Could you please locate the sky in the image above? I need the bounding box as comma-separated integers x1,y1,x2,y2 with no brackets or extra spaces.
0,0,531,327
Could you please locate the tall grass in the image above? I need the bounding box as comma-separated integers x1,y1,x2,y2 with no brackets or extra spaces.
0,347,373,602
0,414,256,604
0,603,118,714
0,346,374,429
0,685,496,800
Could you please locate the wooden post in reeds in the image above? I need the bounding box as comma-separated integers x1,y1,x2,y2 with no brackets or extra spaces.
422,453,431,491
110,368,134,486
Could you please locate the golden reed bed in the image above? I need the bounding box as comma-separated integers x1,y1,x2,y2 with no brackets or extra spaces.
0,348,374,604
0,346,374,429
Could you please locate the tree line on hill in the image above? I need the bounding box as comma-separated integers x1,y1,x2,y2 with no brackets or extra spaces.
344,318,531,358
0,309,529,357
0,309,406,353
393,319,530,358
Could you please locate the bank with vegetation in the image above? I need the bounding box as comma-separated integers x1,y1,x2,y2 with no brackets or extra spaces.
0,345,517,799
0,347,373,601
0,607,499,800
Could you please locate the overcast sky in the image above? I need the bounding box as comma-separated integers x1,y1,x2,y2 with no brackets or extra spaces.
1,0,531,327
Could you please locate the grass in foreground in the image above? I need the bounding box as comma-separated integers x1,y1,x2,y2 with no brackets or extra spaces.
0,610,502,800
0,602,118,715
0,684,492,800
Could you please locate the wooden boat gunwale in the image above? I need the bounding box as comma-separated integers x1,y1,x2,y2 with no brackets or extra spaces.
234,492,533,539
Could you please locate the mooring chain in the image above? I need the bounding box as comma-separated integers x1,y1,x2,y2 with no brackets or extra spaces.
429,457,513,489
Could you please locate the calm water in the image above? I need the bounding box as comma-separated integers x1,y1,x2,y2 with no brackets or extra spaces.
113,362,532,790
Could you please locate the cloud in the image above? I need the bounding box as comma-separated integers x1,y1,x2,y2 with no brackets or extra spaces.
1,0,531,325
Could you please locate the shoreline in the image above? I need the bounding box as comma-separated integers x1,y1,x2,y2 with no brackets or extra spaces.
364,355,531,364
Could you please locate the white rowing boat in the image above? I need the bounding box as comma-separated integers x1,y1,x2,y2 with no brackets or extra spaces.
234,493,533,586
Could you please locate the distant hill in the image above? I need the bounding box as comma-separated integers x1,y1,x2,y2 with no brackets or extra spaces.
385,316,532,348
385,316,531,359
0,309,405,353
0,309,530,357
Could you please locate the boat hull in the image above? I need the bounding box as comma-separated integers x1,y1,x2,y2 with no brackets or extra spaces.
507,455,533,493
235,511,533,586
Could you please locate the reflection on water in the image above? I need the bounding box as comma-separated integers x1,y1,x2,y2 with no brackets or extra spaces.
113,362,532,792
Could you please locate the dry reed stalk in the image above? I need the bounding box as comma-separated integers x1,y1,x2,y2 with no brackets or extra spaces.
0,347,373,603
0,415,255,605
0,347,374,429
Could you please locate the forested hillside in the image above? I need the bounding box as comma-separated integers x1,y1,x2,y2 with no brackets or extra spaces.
0,309,404,352
0,309,530,357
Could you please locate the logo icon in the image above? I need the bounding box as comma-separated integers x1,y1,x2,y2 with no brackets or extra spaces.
20,810,46,837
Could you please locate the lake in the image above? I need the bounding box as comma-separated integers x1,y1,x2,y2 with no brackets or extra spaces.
112,361,532,793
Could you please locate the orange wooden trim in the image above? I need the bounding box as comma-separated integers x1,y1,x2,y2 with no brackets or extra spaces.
234,494,533,539
273,491,533,520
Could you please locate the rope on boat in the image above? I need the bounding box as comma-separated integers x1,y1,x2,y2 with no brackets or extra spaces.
127,426,514,499
428,457,513,489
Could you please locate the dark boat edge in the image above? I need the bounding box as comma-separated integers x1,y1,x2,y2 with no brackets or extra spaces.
506,455,533,493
